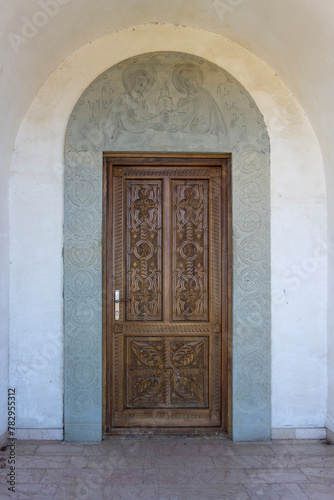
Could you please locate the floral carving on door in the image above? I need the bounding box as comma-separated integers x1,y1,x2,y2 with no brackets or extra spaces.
127,338,208,407
172,180,208,320
126,181,162,320
107,160,226,430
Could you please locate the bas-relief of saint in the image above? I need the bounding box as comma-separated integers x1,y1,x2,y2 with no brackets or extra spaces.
104,64,163,141
171,63,227,136
104,62,227,148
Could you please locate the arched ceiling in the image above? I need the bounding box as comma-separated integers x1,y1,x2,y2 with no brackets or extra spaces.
1,0,333,170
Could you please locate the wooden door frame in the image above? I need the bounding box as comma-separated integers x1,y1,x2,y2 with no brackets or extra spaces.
102,152,232,437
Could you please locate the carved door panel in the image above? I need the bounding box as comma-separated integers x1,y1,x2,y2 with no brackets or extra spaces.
105,156,230,433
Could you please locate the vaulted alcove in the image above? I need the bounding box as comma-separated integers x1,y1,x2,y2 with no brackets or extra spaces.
64,51,270,441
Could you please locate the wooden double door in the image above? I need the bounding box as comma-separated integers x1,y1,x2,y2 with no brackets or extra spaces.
104,154,231,435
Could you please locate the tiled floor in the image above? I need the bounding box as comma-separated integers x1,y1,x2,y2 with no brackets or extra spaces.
1,438,334,499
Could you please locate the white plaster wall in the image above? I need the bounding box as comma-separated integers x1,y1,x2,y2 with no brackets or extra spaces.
329,345,334,432
270,115,327,427
10,128,64,430
9,25,327,432
0,91,9,444
0,159,9,442
328,167,334,432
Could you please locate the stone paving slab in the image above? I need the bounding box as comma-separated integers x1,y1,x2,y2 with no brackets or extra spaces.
0,438,334,499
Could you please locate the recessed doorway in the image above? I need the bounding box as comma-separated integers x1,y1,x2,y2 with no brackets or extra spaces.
103,153,231,436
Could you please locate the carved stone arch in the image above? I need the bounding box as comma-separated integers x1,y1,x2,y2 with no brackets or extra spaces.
64,52,270,441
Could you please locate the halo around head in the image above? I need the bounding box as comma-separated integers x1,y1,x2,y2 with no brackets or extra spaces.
172,63,204,94
122,63,155,92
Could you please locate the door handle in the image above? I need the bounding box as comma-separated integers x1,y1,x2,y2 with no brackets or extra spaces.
115,290,130,302
115,290,130,321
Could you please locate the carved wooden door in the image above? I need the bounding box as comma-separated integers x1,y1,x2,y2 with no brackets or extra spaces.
104,155,230,434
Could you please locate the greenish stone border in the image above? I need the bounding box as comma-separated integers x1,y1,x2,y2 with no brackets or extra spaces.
64,52,271,441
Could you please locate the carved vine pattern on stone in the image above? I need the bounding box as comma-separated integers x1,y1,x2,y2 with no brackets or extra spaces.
64,151,102,421
233,152,270,414
128,339,207,407
126,181,162,320
172,180,208,321
64,52,271,440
